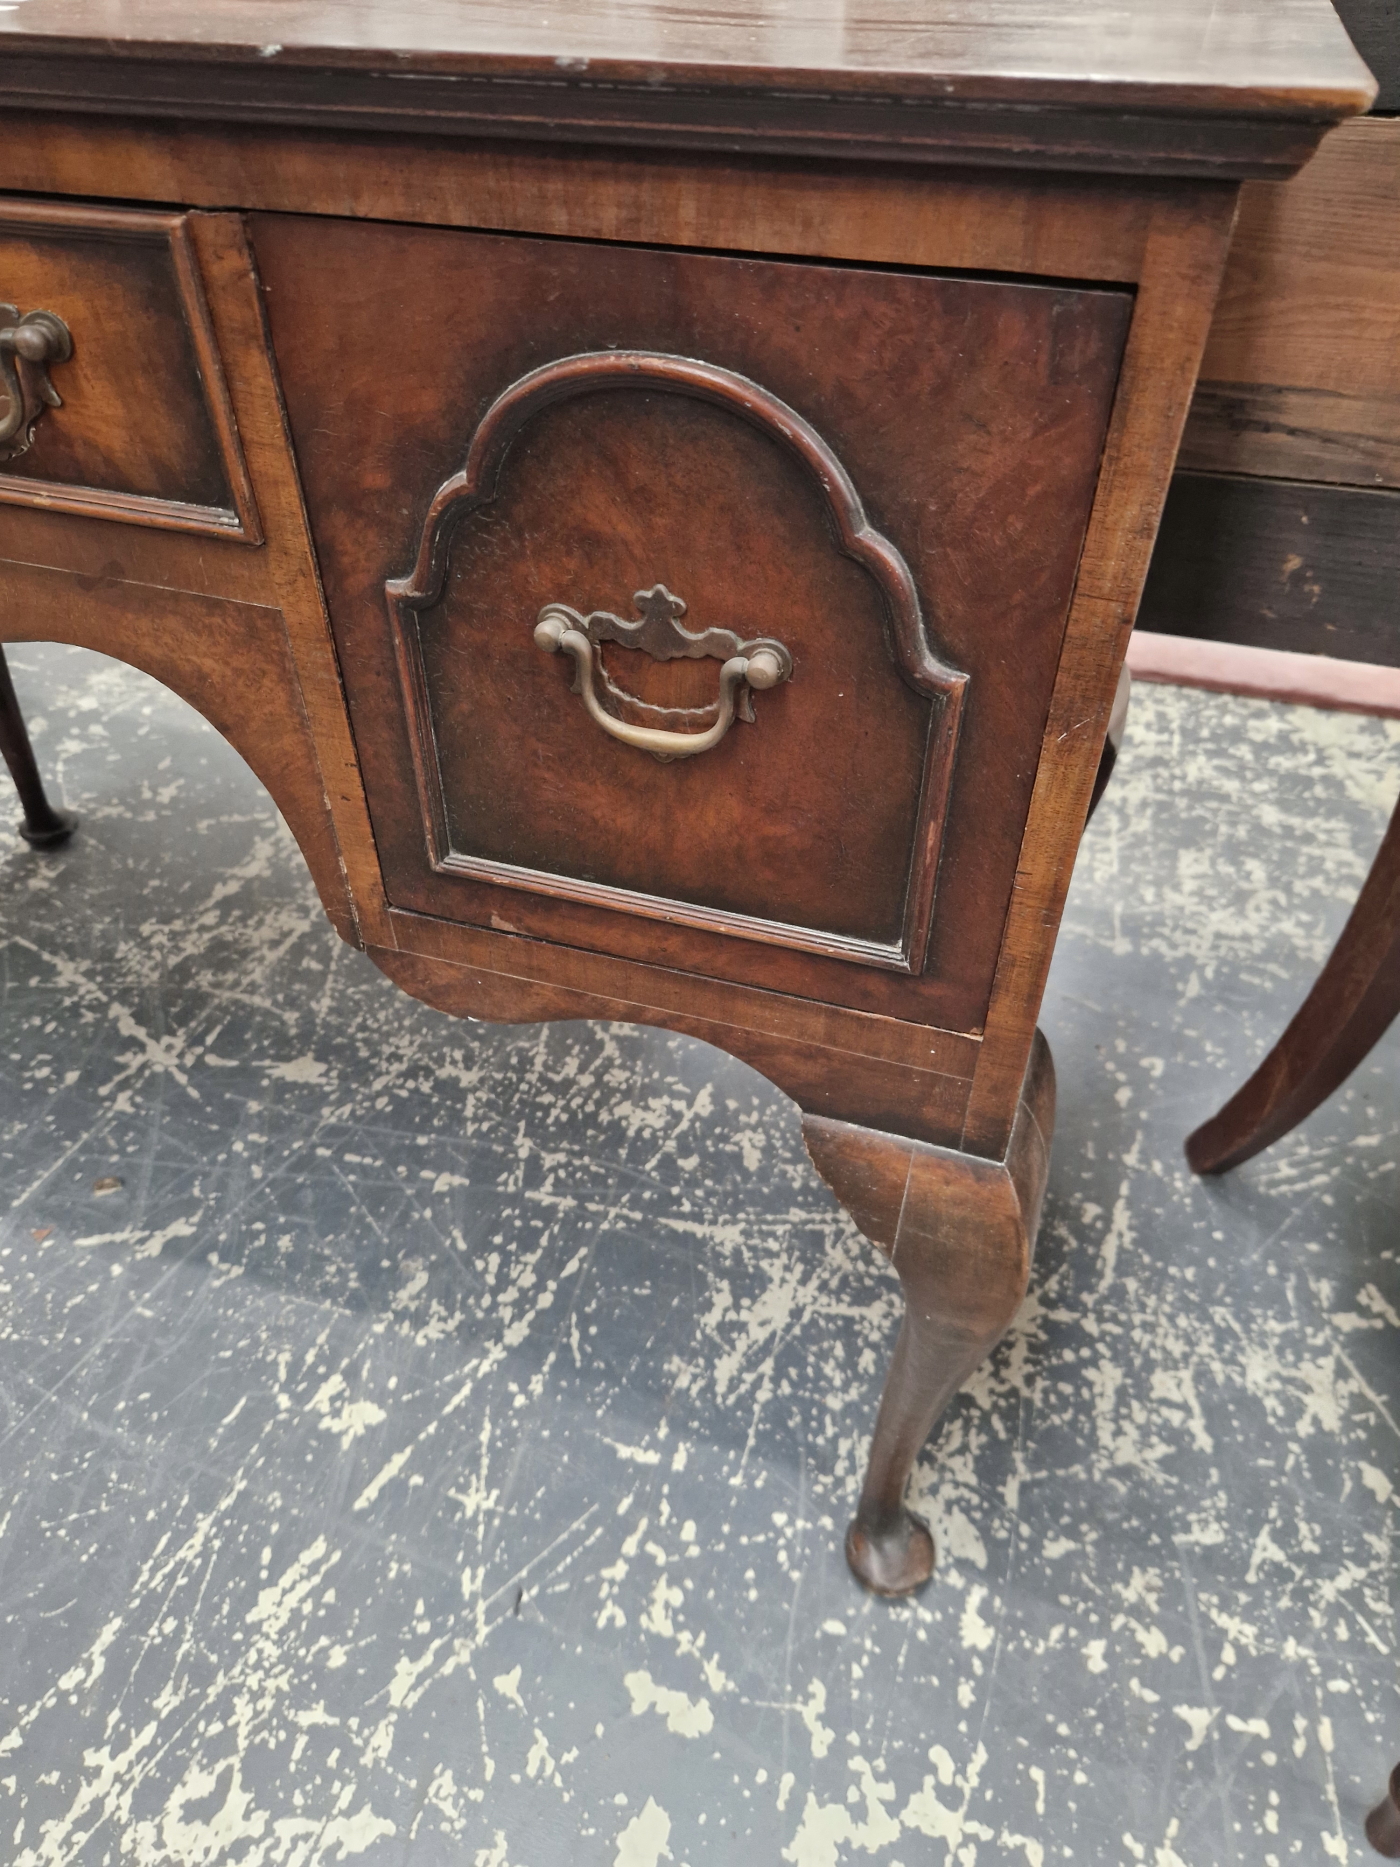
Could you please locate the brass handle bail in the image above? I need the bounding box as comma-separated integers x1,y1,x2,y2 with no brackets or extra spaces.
534,591,792,762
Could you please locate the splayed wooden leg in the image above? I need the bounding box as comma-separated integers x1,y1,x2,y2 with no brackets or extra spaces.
1188,793,1400,1175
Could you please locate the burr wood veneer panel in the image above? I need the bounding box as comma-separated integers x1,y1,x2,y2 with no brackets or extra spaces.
0,200,259,538
254,213,1131,1032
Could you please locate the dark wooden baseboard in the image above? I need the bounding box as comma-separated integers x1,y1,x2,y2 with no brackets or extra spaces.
1138,469,1400,666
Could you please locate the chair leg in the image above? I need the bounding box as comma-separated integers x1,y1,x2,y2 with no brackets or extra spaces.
0,644,75,848
1187,792,1400,1175
1085,662,1131,827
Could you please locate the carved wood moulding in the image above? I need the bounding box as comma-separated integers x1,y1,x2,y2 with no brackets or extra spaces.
386,349,968,973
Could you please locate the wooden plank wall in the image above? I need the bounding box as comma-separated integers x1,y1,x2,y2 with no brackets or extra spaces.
1140,57,1399,665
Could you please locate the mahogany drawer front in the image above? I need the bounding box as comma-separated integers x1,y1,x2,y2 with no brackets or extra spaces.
256,213,1130,1033
0,200,258,540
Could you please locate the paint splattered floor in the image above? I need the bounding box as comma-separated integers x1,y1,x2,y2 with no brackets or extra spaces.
1,641,1397,1867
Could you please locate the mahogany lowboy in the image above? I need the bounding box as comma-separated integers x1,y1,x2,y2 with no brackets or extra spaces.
0,0,1374,1595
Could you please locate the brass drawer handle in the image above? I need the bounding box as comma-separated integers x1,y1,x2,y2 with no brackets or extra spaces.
533,584,792,763
0,306,72,460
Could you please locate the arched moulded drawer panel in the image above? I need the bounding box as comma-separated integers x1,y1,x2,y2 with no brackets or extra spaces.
385,347,967,975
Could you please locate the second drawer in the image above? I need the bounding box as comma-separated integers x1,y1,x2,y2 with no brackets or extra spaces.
254,212,1131,1033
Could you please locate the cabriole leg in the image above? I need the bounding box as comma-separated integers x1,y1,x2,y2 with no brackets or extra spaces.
803,1032,1055,1596
0,643,75,848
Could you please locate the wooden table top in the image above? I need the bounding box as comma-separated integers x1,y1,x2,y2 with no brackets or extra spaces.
0,0,1376,177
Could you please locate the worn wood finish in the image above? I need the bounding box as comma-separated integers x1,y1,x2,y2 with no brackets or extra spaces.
1180,381,1400,488
0,117,1204,288
256,211,1130,1032
385,347,969,975
0,209,364,943
1180,117,1400,489
0,559,355,940
382,899,981,1114
0,201,260,539
0,0,1372,109
372,931,979,1146
1139,472,1400,666
0,641,75,846
178,211,386,951
1187,792,1400,1175
1150,116,1400,664
0,0,1374,177
805,1029,1054,1594
960,187,1240,1157
0,0,1370,1588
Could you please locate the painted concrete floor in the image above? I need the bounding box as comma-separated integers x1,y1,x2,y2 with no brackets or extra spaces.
0,641,1397,1867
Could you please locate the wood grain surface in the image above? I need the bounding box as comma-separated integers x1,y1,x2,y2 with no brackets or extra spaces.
253,211,1129,1035
1180,116,1400,488
0,201,258,536
1138,471,1400,664
0,559,353,940
1187,790,1400,1174
0,117,1189,286
0,0,1371,103
961,187,1239,1155
0,210,373,945
373,923,981,1147
388,355,966,976
0,0,1369,1610
0,159,1239,1152
0,0,1374,177
806,1027,1054,1591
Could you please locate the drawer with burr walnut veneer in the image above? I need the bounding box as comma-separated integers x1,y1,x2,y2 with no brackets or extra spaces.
253,215,1133,1076
0,200,259,540
0,0,1374,1600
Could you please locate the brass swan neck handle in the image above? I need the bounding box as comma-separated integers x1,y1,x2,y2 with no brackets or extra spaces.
0,306,73,460
533,586,792,762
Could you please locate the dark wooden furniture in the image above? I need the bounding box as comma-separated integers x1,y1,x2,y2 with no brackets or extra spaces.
0,643,74,846
0,2,1373,1596
1188,788,1400,1173
1369,1764,1400,1857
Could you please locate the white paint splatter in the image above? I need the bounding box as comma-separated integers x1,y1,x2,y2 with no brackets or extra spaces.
306,1372,388,1449
623,1670,713,1738
492,1665,525,1710
1173,1705,1219,1752
959,1585,997,1652
613,1796,673,1866
782,1758,901,1866
263,1053,328,1084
